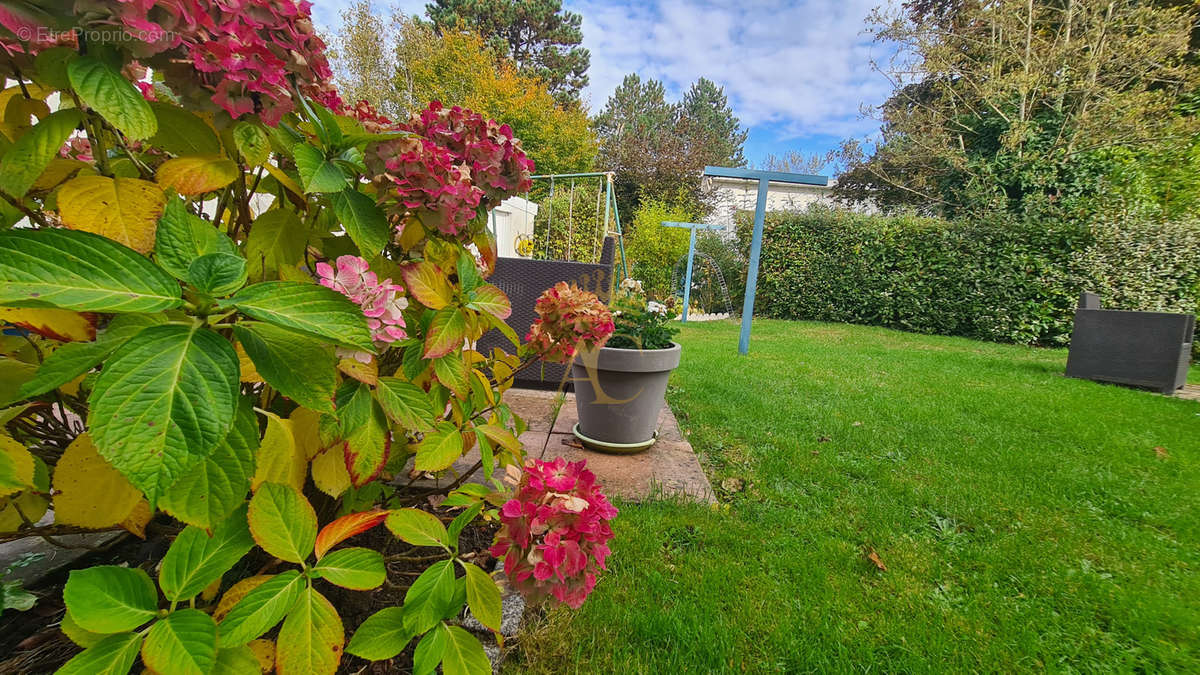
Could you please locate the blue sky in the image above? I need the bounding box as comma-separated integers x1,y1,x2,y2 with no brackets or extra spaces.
312,0,894,173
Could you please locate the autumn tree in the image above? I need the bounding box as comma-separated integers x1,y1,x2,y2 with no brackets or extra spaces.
835,0,1200,218
326,0,403,118
327,9,596,174
425,0,590,106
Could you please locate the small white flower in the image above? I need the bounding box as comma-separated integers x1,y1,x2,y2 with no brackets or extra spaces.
647,301,667,315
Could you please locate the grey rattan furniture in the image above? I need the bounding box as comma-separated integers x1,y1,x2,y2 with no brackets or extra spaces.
478,237,616,388
1065,292,1195,394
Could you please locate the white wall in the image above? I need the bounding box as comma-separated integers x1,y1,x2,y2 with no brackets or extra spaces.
489,196,539,258
703,177,836,234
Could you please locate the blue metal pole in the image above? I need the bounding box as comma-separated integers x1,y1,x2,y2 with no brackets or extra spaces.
739,178,770,355
682,227,697,322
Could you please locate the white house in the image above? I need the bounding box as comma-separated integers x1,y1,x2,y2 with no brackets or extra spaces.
702,175,837,234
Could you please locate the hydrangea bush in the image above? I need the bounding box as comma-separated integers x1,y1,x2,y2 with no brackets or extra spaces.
0,2,614,673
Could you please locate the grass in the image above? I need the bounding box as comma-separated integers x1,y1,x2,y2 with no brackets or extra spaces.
513,320,1199,673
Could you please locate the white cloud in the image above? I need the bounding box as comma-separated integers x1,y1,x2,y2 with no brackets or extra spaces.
571,0,892,140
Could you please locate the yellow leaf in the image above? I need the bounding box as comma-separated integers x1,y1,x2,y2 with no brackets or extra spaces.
0,307,97,342
58,175,165,253
155,156,240,196
236,340,263,383
248,639,275,673
32,158,91,191
310,446,349,499
251,412,303,492
0,491,48,532
337,356,377,385
263,162,303,197
289,407,325,460
119,499,152,538
52,433,143,529
200,576,222,604
213,575,272,622
0,434,35,497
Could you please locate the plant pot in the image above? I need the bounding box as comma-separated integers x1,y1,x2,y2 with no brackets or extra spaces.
571,342,681,453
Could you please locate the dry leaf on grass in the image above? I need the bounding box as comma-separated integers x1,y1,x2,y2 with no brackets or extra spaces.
866,547,887,572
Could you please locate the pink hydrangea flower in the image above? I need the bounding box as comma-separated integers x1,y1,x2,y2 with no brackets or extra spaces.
316,255,408,348
525,283,615,363
490,458,618,609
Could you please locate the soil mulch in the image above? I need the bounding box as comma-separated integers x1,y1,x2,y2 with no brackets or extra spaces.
0,508,499,674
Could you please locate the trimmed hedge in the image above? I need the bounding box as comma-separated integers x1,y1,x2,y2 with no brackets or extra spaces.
738,208,1200,348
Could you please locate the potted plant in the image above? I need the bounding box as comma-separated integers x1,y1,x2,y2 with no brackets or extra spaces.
572,279,682,453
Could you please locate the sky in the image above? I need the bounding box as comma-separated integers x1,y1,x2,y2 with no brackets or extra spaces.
311,0,895,174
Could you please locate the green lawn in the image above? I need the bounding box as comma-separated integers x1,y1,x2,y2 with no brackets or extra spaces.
513,320,1199,673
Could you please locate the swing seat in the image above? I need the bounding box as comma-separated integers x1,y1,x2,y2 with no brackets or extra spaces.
479,237,616,388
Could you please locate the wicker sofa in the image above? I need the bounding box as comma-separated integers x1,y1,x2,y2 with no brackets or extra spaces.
478,237,616,388
1065,292,1195,394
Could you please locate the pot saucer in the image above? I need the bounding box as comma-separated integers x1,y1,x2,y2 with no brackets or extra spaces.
572,423,657,454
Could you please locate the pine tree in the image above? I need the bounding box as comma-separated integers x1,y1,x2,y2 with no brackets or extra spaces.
679,77,747,168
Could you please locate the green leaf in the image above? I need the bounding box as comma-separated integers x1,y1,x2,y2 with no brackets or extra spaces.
461,562,501,633
56,631,143,675
187,253,246,296
243,209,307,282
331,188,390,259
211,645,262,675
232,121,270,165
413,421,465,473
375,377,435,432
0,228,182,313
447,501,485,550
33,46,76,90
441,624,492,675
141,609,217,675
60,609,105,648
386,508,448,549
160,396,258,529
67,56,156,140
17,312,161,400
62,566,158,633
232,322,336,414
88,323,239,506
229,281,375,352
481,312,520,349
336,381,389,486
312,547,386,590
217,570,304,647
148,102,221,156
154,197,236,280
433,354,470,399
275,585,344,675
0,108,81,198
0,579,37,612
425,307,467,359
456,253,483,295
159,503,254,602
404,560,457,635
293,143,347,194
412,623,448,675
466,284,512,320
346,606,413,661
248,482,317,563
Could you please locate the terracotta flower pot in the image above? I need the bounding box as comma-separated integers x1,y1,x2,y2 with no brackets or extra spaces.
570,342,681,453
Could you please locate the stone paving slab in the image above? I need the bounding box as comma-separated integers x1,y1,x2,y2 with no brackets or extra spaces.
509,388,714,503
1175,384,1200,402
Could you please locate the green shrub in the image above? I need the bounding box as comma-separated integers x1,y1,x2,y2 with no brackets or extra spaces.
625,198,694,299
738,207,1200,348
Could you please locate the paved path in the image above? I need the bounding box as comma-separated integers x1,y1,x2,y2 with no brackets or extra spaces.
1175,384,1200,402
425,388,715,503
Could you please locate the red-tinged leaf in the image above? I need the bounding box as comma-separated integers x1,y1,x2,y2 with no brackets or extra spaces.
400,260,453,310
344,436,389,489
473,229,497,277
467,284,511,320
424,308,467,359
0,307,97,341
314,509,388,560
